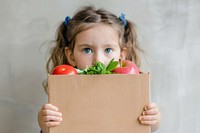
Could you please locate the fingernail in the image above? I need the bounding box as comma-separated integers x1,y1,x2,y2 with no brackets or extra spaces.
54,107,58,111
142,111,145,115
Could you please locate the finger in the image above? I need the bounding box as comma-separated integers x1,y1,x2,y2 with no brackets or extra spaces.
140,120,158,126
142,108,159,115
144,103,157,110
42,110,62,117
43,115,63,122
45,121,61,127
139,115,158,121
42,104,59,111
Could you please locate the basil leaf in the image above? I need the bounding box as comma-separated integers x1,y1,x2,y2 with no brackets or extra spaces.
106,59,118,71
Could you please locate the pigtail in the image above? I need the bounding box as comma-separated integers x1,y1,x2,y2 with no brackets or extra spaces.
43,22,70,93
42,23,67,93
46,22,69,74
123,20,141,67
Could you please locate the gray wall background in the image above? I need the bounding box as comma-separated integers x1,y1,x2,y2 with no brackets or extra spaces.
0,0,199,133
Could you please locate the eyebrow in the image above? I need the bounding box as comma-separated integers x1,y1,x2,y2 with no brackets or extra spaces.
76,44,93,48
103,43,119,47
77,43,119,48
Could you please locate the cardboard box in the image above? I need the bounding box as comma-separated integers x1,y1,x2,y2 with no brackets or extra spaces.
48,73,150,133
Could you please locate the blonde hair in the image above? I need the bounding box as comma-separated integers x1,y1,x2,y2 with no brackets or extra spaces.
44,6,141,92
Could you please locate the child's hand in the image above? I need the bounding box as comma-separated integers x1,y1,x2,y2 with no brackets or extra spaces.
38,104,62,133
139,103,160,132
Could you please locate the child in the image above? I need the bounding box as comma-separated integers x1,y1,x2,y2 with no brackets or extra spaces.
38,6,160,133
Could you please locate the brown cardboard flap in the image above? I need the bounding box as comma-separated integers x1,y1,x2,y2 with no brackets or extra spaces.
48,74,150,133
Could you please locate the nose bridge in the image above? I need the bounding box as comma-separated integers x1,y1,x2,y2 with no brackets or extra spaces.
93,51,103,63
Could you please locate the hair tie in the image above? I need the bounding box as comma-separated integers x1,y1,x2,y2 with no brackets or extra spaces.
119,13,127,27
64,16,71,26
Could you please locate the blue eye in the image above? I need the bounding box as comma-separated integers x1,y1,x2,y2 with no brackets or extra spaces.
105,48,112,54
83,48,92,54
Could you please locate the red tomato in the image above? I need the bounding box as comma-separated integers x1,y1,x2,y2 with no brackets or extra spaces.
52,65,78,75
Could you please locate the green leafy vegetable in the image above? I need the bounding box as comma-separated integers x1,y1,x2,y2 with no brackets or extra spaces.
78,58,118,75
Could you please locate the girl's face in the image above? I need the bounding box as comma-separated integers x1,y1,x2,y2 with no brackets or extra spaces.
65,24,127,69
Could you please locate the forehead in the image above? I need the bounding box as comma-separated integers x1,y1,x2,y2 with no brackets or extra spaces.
75,24,120,45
